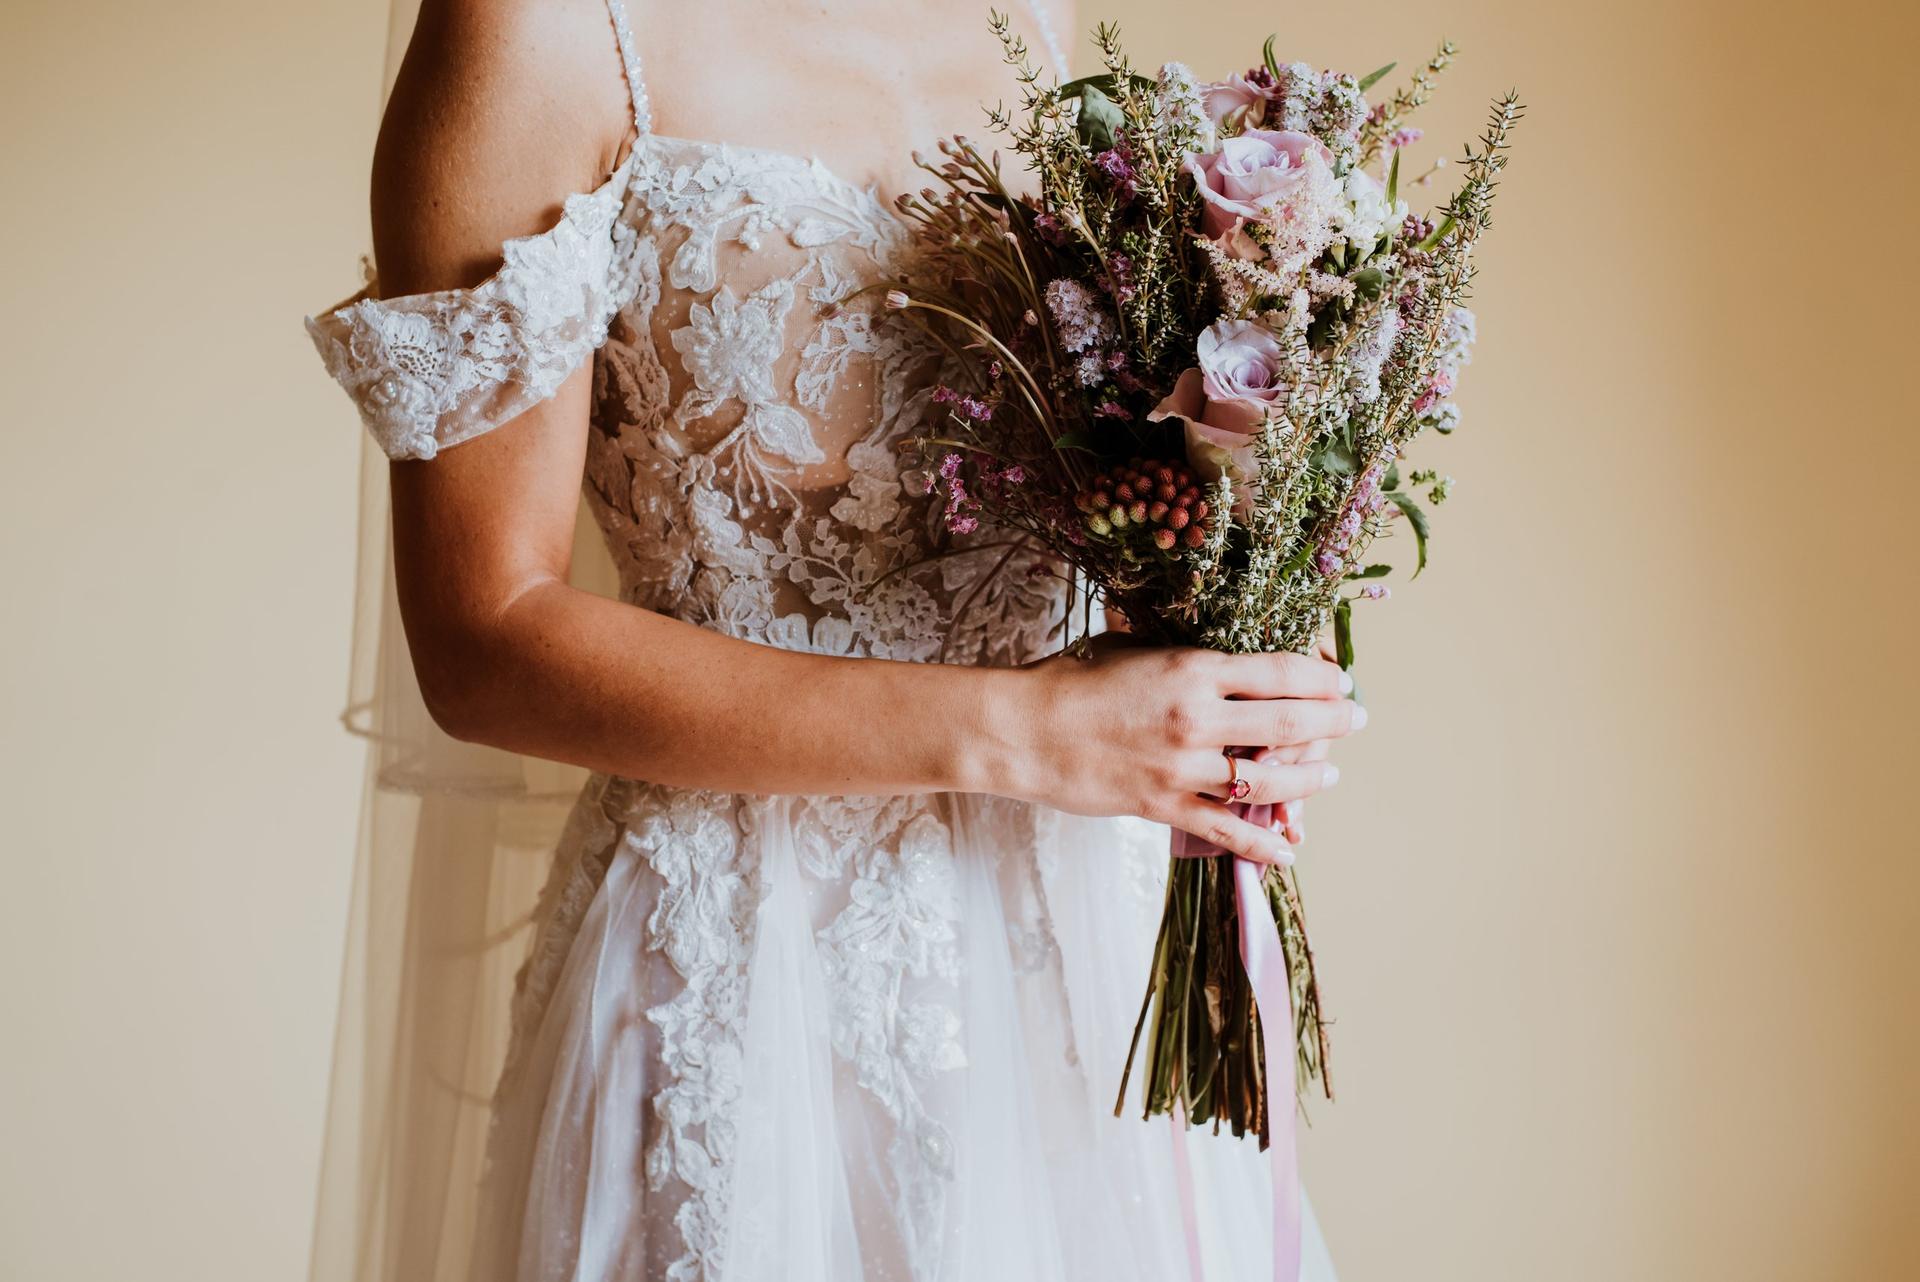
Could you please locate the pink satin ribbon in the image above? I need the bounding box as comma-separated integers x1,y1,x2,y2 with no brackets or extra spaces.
1170,805,1302,1282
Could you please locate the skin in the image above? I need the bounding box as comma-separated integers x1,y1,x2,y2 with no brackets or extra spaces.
371,0,1363,865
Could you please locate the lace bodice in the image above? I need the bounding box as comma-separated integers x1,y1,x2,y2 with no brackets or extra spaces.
578,133,1066,665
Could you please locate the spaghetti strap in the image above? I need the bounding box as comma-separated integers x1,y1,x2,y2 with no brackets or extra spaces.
603,0,653,135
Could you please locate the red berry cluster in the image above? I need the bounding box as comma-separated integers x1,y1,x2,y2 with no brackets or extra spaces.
1075,457,1212,551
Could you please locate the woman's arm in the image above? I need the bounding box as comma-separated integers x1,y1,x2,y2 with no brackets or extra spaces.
372,0,1362,863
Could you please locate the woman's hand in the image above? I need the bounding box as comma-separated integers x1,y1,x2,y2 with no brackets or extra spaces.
993,637,1365,865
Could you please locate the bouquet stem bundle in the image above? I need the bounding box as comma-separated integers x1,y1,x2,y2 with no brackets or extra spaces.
1119,829,1329,1141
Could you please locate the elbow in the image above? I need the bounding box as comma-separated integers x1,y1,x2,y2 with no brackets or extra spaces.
410,626,516,748
400,574,563,750
416,667,494,746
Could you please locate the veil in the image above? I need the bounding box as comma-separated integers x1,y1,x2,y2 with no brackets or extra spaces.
308,4,620,1276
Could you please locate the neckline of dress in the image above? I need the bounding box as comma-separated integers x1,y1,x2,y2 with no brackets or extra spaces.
627,131,899,208
339,133,900,313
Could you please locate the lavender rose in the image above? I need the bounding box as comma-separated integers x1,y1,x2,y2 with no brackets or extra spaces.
1148,319,1293,510
1196,318,1290,411
1183,129,1330,241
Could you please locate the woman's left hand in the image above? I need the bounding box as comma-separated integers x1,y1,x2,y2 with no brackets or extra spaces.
1114,609,1353,849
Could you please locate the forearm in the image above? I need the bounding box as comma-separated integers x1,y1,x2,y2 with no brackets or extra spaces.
423,578,1030,798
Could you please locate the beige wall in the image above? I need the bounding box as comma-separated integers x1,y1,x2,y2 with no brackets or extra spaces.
1,2,1913,1280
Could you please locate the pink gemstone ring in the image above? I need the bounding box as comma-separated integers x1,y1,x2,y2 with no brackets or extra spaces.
1224,751,1251,801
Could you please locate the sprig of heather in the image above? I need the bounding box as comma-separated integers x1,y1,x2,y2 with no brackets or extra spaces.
1356,40,1458,167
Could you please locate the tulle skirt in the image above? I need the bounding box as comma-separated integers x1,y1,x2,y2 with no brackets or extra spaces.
471,777,1336,1282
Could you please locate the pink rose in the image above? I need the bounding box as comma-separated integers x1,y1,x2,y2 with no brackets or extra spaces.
1199,74,1275,129
1183,129,1332,246
1148,320,1292,511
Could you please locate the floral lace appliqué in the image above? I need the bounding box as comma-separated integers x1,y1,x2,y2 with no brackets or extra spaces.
306,158,643,460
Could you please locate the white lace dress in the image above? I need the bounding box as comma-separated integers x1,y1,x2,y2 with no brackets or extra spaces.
305,4,1336,1279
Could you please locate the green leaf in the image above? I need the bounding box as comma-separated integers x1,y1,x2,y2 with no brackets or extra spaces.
1312,441,1359,476
1351,267,1385,301
1056,72,1158,100
1386,148,1401,207
1348,563,1393,580
1263,35,1284,81
1357,61,1397,92
1334,598,1355,670
1383,461,1401,491
1074,83,1124,152
1385,490,1431,576
1052,430,1102,454
1417,213,1458,253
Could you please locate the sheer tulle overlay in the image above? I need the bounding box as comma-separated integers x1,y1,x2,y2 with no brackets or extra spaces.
303,3,1337,1278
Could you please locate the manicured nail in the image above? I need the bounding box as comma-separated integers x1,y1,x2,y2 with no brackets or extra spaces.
1322,764,1341,787
1274,843,1296,867
1338,670,1354,694
1350,702,1368,729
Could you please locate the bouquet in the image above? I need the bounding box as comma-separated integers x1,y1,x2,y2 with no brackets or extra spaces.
881,13,1519,1250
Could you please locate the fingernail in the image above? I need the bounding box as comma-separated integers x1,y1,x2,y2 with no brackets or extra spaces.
1274,843,1296,867
1322,764,1341,787
1350,702,1368,729
1338,670,1354,694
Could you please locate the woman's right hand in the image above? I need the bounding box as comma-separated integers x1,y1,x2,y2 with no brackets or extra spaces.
998,637,1365,865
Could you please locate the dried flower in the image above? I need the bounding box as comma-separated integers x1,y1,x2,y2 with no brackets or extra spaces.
1045,278,1115,353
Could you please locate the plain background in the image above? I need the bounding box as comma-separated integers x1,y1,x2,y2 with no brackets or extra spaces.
2,0,1915,1279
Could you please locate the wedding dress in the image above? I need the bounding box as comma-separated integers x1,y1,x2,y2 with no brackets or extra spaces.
305,3,1336,1278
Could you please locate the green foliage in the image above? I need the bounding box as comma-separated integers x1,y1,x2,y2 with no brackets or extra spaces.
1262,34,1283,81
1385,490,1431,575
1357,61,1398,92
1074,83,1124,151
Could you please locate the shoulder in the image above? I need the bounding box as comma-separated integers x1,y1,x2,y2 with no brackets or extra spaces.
370,0,635,296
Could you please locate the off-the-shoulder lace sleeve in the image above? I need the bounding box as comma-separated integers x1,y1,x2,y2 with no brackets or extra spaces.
304,160,642,461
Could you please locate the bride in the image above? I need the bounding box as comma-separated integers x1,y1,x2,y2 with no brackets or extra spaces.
304,1,1358,1278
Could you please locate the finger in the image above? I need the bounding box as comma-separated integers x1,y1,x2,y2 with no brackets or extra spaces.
1183,750,1338,806
1211,651,1350,700
1223,697,1366,748
1254,738,1332,767
1280,799,1305,845
1230,758,1340,807
1165,797,1293,866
